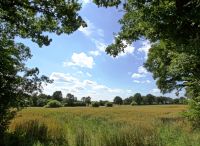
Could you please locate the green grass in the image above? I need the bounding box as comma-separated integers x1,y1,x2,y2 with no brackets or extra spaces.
5,105,200,146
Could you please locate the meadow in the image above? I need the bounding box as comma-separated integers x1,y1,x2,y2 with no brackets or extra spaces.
6,105,200,146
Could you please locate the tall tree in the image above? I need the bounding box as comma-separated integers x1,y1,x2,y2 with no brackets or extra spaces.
65,93,77,106
113,96,123,105
94,0,200,127
85,96,91,106
146,94,155,105
52,91,63,101
133,93,142,105
0,0,86,143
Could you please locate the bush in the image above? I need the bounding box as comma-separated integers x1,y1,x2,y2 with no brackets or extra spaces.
45,100,62,108
183,97,200,129
91,102,99,107
105,102,113,107
131,101,137,106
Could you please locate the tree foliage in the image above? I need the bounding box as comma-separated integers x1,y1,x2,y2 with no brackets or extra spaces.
94,0,200,95
52,91,63,101
45,100,62,108
0,0,86,143
113,96,123,105
133,93,142,105
0,0,86,46
65,93,77,106
82,96,91,106
94,0,200,127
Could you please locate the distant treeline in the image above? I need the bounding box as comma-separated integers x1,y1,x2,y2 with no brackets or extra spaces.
21,91,187,108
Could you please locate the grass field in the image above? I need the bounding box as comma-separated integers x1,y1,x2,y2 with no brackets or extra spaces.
6,105,200,146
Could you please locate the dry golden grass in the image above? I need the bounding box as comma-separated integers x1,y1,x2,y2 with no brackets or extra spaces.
7,105,200,146
9,105,186,135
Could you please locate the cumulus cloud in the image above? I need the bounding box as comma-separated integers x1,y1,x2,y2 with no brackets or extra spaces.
138,40,151,59
50,72,79,84
138,66,148,74
77,71,83,74
89,50,100,56
78,19,104,37
81,0,92,5
92,39,107,52
43,72,133,101
87,39,108,57
64,52,94,69
152,88,160,93
133,80,151,84
131,66,148,79
132,73,145,79
118,40,135,57
86,72,92,77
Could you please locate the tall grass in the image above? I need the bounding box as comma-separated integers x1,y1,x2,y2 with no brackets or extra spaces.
5,105,200,146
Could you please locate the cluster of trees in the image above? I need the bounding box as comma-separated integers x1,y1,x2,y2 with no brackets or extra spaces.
114,93,187,105
22,91,187,108
22,91,92,107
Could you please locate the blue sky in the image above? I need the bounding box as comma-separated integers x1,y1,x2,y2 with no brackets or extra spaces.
18,1,183,100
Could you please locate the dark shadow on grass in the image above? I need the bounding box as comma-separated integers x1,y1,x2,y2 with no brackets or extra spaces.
4,120,68,146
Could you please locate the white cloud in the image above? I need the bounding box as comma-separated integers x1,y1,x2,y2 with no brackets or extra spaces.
146,80,151,83
90,39,135,57
77,71,83,74
152,88,160,93
43,72,133,101
81,0,92,5
133,80,151,84
89,50,100,56
65,52,94,69
131,66,148,79
86,72,92,77
132,73,145,78
118,40,135,57
78,19,104,37
133,80,141,83
97,29,104,37
87,39,108,57
78,19,94,36
138,40,151,59
50,72,79,84
126,89,133,94
138,66,148,74
92,39,107,52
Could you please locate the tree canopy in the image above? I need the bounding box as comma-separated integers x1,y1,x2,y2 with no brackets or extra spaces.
113,96,123,105
52,91,63,101
0,0,86,46
94,0,200,96
0,0,86,144
133,93,142,105
94,0,200,127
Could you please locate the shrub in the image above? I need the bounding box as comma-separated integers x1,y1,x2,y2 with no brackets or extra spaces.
183,97,200,129
105,102,113,107
45,100,62,108
91,102,99,107
131,101,137,106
